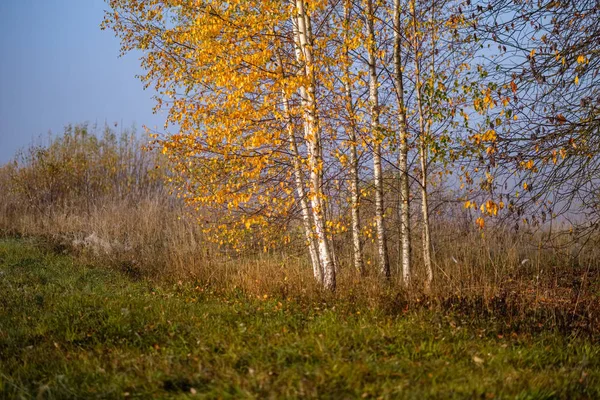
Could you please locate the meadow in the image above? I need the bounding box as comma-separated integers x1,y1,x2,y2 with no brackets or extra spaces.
1,125,599,399
1,238,599,399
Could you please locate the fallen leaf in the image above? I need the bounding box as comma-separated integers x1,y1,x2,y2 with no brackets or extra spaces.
473,356,484,365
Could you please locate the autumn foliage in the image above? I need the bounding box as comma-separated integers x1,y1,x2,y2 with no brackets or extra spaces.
98,0,600,292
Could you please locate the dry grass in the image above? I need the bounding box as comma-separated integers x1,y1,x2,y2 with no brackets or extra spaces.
3,194,599,334
1,123,599,334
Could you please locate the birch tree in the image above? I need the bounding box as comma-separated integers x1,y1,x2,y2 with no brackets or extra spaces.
103,0,339,289
394,0,412,285
410,0,433,291
341,0,365,275
276,49,323,283
292,0,336,290
365,0,391,278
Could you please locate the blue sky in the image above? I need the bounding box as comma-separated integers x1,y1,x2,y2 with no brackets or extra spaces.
0,0,165,162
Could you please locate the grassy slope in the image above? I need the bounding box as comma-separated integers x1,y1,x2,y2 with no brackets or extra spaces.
0,239,599,399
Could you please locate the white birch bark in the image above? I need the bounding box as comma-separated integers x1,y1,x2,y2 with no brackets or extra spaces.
411,0,433,291
394,0,412,286
366,0,391,278
281,91,323,284
293,0,336,291
414,67,434,292
274,47,323,283
343,0,365,276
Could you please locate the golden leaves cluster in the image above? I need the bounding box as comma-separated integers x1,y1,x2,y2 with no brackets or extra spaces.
104,0,300,251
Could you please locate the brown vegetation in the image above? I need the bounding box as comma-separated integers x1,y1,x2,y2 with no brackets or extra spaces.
1,123,598,334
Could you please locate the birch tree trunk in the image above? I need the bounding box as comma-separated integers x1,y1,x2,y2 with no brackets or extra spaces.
343,0,365,276
281,88,323,284
366,0,391,278
394,0,412,286
293,0,336,291
411,0,433,292
274,45,323,283
414,69,434,292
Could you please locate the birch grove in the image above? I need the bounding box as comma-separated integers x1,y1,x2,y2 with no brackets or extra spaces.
103,0,599,292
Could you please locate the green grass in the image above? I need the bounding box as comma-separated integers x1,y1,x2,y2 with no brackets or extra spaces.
0,239,599,399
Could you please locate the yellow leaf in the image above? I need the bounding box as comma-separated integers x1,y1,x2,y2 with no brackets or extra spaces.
525,160,534,170
485,200,499,216
475,217,485,229
560,148,567,159
482,129,497,142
